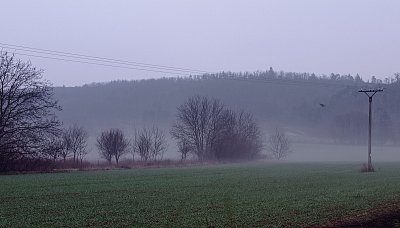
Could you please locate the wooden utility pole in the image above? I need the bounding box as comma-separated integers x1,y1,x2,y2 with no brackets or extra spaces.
358,89,383,172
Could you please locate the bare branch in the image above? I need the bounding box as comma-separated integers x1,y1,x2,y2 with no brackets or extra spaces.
267,128,292,160
0,52,61,167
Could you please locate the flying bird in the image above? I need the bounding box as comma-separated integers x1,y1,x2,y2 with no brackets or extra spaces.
319,103,325,107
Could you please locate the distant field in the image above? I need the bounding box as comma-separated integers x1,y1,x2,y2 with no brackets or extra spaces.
1,163,400,227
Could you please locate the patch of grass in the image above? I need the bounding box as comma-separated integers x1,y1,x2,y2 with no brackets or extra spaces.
1,162,400,227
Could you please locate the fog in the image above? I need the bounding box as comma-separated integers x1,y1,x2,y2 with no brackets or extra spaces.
3,2,400,227
288,143,400,162
53,75,400,162
1,0,400,86
1,1,400,163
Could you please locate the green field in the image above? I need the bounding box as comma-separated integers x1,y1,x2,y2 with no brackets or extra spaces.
1,162,400,227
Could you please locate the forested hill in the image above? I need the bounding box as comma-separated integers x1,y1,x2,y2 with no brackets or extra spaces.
54,70,400,144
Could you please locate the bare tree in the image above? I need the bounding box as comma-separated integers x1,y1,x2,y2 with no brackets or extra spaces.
171,96,263,161
64,125,88,164
211,110,263,160
0,52,61,168
267,128,292,160
133,128,152,161
395,72,400,83
77,145,90,165
42,136,64,161
97,131,113,164
132,127,168,161
150,127,168,161
97,128,129,164
177,139,191,161
113,129,129,164
170,96,224,161
221,111,263,159
130,148,135,162
60,129,72,162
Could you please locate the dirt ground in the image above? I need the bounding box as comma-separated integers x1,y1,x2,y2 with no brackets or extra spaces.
318,201,400,227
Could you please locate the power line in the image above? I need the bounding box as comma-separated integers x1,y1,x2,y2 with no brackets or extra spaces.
9,52,194,76
0,42,210,74
0,42,365,88
0,45,202,74
6,51,360,88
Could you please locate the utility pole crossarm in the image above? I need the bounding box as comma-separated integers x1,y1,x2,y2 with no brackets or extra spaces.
358,89,384,93
359,89,383,98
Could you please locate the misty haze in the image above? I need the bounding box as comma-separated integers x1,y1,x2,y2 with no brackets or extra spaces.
1,1,400,227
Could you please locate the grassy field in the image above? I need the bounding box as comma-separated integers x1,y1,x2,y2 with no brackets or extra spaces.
1,162,400,227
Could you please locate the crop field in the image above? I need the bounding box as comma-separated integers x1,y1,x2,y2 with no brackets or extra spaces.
1,162,400,227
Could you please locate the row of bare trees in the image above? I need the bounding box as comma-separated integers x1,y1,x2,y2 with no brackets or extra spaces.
96,127,168,164
41,125,89,164
41,125,170,166
43,125,170,165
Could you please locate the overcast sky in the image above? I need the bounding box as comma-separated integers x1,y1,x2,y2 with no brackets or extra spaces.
1,0,399,86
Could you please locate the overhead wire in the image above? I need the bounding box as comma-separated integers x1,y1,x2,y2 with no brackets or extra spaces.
0,42,364,88
9,51,191,76
0,42,210,74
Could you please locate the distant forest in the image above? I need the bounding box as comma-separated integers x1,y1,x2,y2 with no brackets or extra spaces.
55,69,400,146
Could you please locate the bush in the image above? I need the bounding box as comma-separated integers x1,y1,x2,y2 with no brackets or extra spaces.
0,158,55,173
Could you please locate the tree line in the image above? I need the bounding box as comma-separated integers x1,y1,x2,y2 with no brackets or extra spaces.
54,68,400,147
48,95,285,165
